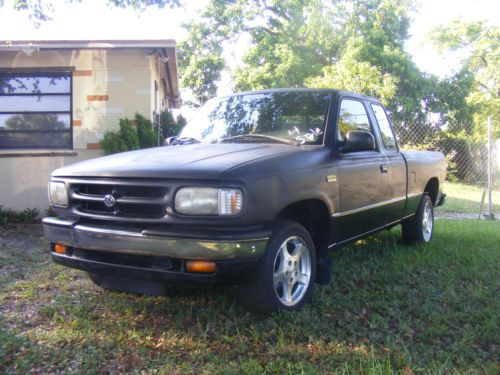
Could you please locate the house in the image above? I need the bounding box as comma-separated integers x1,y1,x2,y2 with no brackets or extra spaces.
0,39,180,212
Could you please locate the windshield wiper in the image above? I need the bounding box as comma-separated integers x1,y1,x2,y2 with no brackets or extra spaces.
219,134,299,146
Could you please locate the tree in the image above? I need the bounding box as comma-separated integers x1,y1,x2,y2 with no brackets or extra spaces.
177,21,225,106
430,20,500,137
305,40,398,106
155,110,184,140
224,0,342,91
13,0,181,26
180,0,444,135
420,20,500,182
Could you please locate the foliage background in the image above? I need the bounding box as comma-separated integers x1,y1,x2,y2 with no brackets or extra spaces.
177,0,498,185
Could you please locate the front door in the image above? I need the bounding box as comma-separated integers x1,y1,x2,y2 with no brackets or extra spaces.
370,102,407,223
331,98,392,243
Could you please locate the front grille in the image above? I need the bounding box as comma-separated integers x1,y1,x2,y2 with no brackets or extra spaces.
68,179,170,222
75,184,165,198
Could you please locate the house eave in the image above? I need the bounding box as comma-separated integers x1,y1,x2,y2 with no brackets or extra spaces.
0,39,176,51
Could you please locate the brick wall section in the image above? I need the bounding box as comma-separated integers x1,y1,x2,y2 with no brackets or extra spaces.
87,95,109,101
86,143,101,150
73,70,93,77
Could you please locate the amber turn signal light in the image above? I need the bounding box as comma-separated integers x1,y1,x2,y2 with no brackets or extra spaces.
54,243,67,254
185,260,216,273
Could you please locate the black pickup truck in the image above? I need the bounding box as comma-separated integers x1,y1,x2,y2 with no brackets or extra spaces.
43,89,446,313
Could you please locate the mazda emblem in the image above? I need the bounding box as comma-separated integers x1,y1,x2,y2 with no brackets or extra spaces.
103,194,116,208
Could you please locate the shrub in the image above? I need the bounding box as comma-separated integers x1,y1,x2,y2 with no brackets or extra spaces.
0,205,12,225
155,111,186,142
43,206,57,218
18,208,39,223
0,206,39,224
135,113,157,148
101,112,186,155
100,118,140,155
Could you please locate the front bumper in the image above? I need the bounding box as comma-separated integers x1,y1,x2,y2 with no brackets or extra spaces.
43,217,269,260
50,251,259,288
43,217,270,288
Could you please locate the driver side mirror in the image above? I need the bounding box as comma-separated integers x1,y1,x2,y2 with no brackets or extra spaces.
341,130,375,153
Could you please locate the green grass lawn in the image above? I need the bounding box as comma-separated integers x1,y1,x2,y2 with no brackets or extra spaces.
438,181,500,215
1,221,499,374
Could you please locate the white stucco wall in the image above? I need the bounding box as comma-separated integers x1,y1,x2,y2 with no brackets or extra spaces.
0,150,100,211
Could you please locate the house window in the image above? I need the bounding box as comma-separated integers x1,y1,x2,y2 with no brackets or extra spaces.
0,71,72,149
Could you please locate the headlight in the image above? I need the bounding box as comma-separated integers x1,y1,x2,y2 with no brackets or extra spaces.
175,187,243,216
48,181,68,206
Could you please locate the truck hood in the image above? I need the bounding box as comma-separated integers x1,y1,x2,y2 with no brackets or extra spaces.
52,143,301,179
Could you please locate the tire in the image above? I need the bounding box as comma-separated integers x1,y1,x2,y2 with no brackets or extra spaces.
402,193,434,245
239,220,316,314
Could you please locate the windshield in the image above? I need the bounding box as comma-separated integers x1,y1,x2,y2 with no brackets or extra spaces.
178,91,330,145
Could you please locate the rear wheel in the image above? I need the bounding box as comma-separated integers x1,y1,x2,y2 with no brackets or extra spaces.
239,221,316,314
402,193,434,245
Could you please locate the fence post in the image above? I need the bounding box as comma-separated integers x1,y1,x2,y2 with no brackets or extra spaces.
485,116,495,220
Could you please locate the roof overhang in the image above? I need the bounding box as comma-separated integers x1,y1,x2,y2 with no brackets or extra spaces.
0,39,176,50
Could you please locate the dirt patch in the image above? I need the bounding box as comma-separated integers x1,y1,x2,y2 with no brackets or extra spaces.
0,223,45,252
0,224,47,278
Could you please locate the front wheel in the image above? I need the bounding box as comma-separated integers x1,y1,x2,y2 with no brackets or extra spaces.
402,193,434,245
239,221,316,314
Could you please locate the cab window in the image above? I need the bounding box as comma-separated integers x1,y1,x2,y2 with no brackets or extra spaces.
338,99,374,141
371,103,397,151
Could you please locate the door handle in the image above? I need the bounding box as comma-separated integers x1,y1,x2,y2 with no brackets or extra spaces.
380,164,388,174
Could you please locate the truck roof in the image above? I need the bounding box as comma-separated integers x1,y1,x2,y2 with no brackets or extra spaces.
224,88,382,103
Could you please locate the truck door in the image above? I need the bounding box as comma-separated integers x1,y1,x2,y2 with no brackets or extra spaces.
370,103,406,224
332,98,392,243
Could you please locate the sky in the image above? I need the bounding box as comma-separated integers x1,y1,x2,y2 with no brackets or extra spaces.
0,0,499,87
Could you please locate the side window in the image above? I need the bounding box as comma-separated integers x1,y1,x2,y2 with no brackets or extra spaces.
338,99,373,142
371,103,397,151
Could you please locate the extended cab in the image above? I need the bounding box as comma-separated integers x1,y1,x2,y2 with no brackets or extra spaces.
43,89,446,313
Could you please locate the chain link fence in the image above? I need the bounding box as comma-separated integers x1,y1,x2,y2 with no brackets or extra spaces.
393,121,499,217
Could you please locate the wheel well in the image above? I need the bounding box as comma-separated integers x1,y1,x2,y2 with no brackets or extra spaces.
424,178,439,205
276,199,330,258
